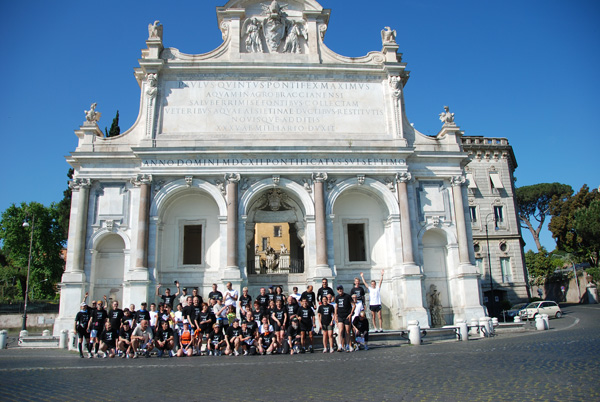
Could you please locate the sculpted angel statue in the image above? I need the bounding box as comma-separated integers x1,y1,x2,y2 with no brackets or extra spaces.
243,17,263,53
283,20,307,53
439,106,455,125
381,26,397,45
148,20,163,40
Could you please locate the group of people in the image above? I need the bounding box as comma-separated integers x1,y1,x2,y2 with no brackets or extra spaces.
74,271,384,358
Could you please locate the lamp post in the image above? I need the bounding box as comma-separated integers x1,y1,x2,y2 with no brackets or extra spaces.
22,215,35,331
484,212,498,317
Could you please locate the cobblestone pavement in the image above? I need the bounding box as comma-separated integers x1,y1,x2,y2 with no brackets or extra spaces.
0,304,598,402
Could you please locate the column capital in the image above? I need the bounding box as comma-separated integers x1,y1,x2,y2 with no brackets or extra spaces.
312,172,328,182
69,178,92,190
225,173,241,183
451,175,466,187
396,172,412,183
130,174,153,187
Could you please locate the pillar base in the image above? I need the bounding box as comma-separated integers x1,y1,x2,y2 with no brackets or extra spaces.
313,264,333,279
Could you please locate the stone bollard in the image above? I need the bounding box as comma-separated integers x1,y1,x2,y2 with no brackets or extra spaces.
42,330,51,337
469,318,479,336
407,320,421,345
587,284,598,304
456,319,468,341
479,317,489,337
19,330,29,339
59,330,69,349
68,330,77,351
514,315,522,323
0,330,7,349
535,315,546,330
541,314,549,330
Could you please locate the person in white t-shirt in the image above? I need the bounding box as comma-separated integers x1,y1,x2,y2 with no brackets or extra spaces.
224,282,239,312
361,270,384,332
290,286,301,302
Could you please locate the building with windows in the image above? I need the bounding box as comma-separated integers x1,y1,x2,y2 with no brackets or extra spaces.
53,0,527,334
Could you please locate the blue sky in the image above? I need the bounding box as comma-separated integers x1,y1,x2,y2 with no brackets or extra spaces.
1,0,598,252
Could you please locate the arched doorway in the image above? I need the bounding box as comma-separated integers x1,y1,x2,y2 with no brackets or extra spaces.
90,234,125,304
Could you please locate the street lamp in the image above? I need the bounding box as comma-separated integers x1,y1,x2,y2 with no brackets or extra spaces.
484,212,498,317
22,215,35,331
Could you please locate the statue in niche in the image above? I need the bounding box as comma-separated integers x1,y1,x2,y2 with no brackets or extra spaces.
262,246,279,270
283,20,307,53
148,20,163,40
261,0,288,51
280,244,288,254
146,73,158,98
427,284,446,327
439,106,455,125
243,17,263,53
85,103,101,123
381,26,397,45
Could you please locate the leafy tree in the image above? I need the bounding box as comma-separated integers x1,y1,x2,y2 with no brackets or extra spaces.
525,247,559,278
0,202,66,300
55,168,74,239
549,185,600,266
104,110,120,137
515,183,572,252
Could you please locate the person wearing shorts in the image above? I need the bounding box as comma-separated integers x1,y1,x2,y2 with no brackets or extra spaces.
225,319,243,356
258,323,278,355
297,298,315,353
284,318,302,355
74,302,91,358
118,321,134,358
318,299,335,353
177,321,193,357
271,299,287,349
155,320,175,357
207,323,225,356
87,299,107,357
352,311,370,350
99,321,118,358
131,319,154,358
361,270,384,332
334,285,355,352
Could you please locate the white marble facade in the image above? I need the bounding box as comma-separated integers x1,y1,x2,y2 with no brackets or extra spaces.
53,0,528,334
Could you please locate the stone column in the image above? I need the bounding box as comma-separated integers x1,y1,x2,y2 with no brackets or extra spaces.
133,174,152,270
396,172,415,264
225,173,240,269
69,178,92,273
312,172,328,268
451,175,470,264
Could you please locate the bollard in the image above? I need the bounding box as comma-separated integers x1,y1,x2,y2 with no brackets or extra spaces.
541,314,549,330
68,330,77,351
59,329,69,349
19,330,29,339
0,330,7,349
535,315,546,330
479,317,489,337
514,315,522,323
491,317,499,328
407,320,421,345
469,318,479,336
42,330,51,337
456,319,468,341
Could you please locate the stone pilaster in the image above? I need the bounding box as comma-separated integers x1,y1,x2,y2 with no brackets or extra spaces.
132,174,152,270
451,175,470,265
69,178,92,273
396,172,415,264
312,172,330,276
225,173,240,271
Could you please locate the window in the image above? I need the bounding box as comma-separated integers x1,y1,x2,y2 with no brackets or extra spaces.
183,225,202,265
262,237,268,251
500,257,512,283
494,206,504,224
475,258,484,276
489,172,504,191
347,223,366,262
469,206,478,223
466,173,477,189
273,226,282,237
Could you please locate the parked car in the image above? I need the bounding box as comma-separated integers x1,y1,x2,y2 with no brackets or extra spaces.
519,301,563,319
505,302,528,320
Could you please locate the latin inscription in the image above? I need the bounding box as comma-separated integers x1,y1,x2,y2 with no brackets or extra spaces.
141,158,405,168
160,80,386,134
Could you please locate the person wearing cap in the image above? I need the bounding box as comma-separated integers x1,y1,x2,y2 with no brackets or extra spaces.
334,285,355,352
118,320,134,358
207,323,225,356
131,319,154,358
74,302,92,358
267,285,276,304
178,287,189,306
225,318,242,356
177,320,193,357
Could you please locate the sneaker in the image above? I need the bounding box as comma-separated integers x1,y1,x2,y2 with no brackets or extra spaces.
207,350,212,356
329,348,335,353
323,348,328,354
243,350,248,356
234,350,240,356
79,353,84,358
169,350,174,357
379,328,383,333
337,347,343,352
121,353,126,359
88,352,93,358
102,352,107,358
132,354,138,359
266,350,272,355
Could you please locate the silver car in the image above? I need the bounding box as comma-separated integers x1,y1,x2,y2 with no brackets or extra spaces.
519,301,563,319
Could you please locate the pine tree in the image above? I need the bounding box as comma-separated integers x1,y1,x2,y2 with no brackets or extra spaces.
104,110,121,137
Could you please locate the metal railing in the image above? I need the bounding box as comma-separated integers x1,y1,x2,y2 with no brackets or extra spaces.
247,258,304,274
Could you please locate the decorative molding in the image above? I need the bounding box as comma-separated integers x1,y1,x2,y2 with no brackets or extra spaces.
185,176,193,188
326,178,337,191
396,172,412,183
312,172,328,182
450,175,466,187
302,178,312,193
225,173,241,183
357,175,365,186
214,179,226,195
131,174,153,187
384,177,396,192
69,178,92,190
272,175,280,186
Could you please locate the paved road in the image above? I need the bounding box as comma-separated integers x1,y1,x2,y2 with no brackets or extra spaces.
0,304,598,402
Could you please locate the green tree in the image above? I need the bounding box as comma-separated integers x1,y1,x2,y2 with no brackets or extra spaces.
55,168,74,239
0,202,66,301
549,185,600,266
515,183,572,252
104,110,120,137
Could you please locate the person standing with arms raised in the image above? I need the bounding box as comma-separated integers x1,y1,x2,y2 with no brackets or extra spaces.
361,270,384,332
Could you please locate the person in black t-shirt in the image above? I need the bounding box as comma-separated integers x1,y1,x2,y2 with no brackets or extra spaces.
118,321,134,358
88,299,108,357
301,285,316,309
284,318,302,355
156,283,180,309
350,277,366,303
107,301,124,330
274,286,286,304
239,321,256,355
317,278,334,305
352,311,370,350
258,322,278,355
334,285,355,352
285,296,300,324
135,303,151,326
267,286,276,304
225,319,243,356
207,323,225,356
155,320,175,357
191,297,203,330
256,287,269,309
239,287,252,312
297,298,315,353
244,313,259,342
208,283,223,302
251,301,265,323
271,299,287,348
74,303,91,358
99,321,118,358
182,296,194,327
318,300,335,353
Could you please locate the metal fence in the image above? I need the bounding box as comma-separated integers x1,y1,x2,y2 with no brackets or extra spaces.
247,259,305,275
0,301,59,315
